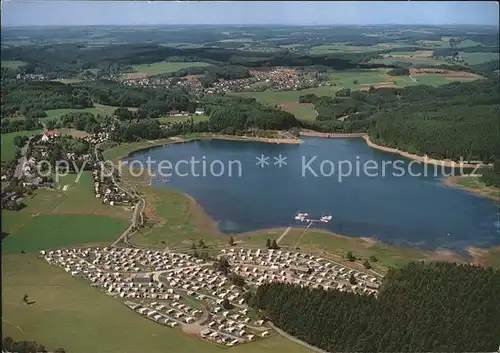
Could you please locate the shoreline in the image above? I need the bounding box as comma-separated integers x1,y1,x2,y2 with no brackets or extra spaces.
134,185,500,270
443,175,499,202
300,131,367,138
109,134,499,265
117,134,301,162
361,135,491,169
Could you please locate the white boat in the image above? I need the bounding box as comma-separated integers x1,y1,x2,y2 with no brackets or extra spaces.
320,215,333,223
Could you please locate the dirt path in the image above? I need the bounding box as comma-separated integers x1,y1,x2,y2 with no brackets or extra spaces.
269,322,330,353
276,226,291,244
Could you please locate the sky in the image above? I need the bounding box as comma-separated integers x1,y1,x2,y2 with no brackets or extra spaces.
1,1,499,27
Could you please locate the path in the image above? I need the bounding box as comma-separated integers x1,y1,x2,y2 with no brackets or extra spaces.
276,226,291,244
3,138,32,192
2,318,26,334
268,322,330,353
94,142,145,247
409,75,418,83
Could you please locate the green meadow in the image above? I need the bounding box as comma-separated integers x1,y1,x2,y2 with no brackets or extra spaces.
1,130,42,162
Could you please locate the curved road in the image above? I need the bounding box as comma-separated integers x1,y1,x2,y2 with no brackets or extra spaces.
268,322,330,353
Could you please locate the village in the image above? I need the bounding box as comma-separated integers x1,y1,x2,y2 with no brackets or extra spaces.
1,128,138,211
122,67,330,94
40,245,383,348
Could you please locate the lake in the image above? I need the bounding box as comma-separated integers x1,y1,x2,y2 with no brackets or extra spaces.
124,137,500,252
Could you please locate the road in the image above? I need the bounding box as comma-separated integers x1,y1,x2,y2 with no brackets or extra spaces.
276,226,291,244
268,322,330,353
3,140,30,192
94,142,145,247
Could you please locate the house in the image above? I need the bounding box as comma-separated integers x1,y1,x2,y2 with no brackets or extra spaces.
41,130,57,142
195,108,205,115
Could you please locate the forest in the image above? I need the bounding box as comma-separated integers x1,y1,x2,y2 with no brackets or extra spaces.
301,79,500,162
252,261,500,352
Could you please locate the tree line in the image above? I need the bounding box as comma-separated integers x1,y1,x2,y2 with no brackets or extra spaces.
251,261,500,352
2,336,66,353
300,79,500,162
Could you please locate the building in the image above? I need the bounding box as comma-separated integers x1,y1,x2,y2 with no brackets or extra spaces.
41,130,57,142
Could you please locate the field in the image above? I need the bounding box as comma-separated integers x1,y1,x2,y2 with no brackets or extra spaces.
2,171,130,253
1,60,27,69
309,42,408,55
230,68,483,120
157,114,210,125
43,104,128,120
458,51,500,65
125,61,212,79
2,214,126,253
444,175,500,201
1,130,42,162
278,102,317,121
2,253,312,353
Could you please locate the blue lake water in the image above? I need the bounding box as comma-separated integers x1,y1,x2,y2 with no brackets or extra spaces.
124,137,500,252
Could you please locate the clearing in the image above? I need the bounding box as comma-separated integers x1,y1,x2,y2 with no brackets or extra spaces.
43,104,132,120
157,114,210,125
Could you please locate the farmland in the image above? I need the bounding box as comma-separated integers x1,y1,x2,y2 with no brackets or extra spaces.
2,171,130,253
157,114,210,125
309,42,408,55
1,130,42,162
1,60,27,69
43,104,129,120
458,51,500,65
229,68,483,120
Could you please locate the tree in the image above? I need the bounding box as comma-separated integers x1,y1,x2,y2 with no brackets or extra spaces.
2,336,14,351
229,272,246,287
214,257,231,275
352,79,359,84
13,135,25,148
346,251,356,262
363,260,372,269
229,236,235,246
270,239,279,250
222,298,234,310
349,273,357,285
198,239,206,248
54,349,66,353
369,255,378,262
266,238,271,249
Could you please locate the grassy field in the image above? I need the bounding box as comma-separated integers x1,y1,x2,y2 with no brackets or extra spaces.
458,51,500,65
369,56,456,66
2,171,130,253
1,130,42,162
279,103,317,121
2,253,312,353
2,214,126,253
1,60,27,69
309,42,408,55
44,104,128,120
445,176,499,201
157,114,210,125
128,61,212,77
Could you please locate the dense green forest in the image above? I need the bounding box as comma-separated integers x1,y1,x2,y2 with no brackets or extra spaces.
252,262,500,352
302,79,500,162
